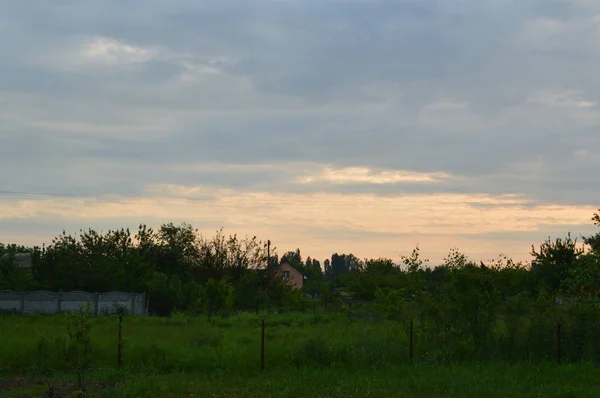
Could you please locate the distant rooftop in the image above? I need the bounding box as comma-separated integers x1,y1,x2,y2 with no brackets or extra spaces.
0,253,32,268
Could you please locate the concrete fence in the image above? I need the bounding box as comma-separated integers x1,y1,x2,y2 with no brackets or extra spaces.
0,290,148,316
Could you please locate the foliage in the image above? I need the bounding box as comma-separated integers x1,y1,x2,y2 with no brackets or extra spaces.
582,209,600,254
203,278,234,315
3,211,600,396
531,233,583,293
400,244,428,272
65,302,93,394
564,253,600,297
1,209,600,320
4,363,600,397
2,310,600,377
17,224,286,315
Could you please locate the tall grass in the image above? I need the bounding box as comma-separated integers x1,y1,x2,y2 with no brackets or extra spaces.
2,311,600,396
1,305,599,379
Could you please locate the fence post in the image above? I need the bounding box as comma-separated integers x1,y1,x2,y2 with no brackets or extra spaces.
117,312,123,368
556,322,562,364
409,318,414,364
20,292,25,314
261,317,265,371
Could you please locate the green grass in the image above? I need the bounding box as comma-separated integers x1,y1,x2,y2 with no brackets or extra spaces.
1,312,413,375
1,313,599,397
2,364,600,397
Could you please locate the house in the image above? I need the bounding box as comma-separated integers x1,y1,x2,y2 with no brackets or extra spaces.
0,253,32,269
277,261,306,290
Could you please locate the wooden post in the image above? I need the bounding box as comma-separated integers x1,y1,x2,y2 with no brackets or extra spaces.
57,291,62,313
130,293,135,316
261,317,265,371
20,292,25,315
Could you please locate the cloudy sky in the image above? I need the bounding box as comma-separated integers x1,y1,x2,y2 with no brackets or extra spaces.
1,0,599,265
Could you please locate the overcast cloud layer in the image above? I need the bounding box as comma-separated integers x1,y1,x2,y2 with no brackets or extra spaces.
1,0,599,264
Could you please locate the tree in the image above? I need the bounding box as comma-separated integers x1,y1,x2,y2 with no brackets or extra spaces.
34,230,86,291
348,258,400,301
281,249,303,270
302,257,325,298
531,233,583,293
154,222,200,279
0,245,40,291
327,253,360,280
564,253,600,297
323,259,331,279
400,244,428,273
583,209,600,254
486,254,533,298
203,278,234,315
443,247,471,269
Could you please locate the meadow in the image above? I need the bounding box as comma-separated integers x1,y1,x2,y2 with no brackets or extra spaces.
2,310,600,397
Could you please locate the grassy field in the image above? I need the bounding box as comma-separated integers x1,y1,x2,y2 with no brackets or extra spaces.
1,312,599,397
3,364,600,397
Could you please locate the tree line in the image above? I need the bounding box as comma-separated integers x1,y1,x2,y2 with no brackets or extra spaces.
1,209,600,317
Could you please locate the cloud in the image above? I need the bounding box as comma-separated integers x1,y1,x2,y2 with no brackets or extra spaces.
80,37,157,65
0,0,599,263
297,167,454,184
528,90,598,109
0,187,596,263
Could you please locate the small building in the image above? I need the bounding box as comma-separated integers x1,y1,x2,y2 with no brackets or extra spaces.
0,253,32,269
278,261,305,290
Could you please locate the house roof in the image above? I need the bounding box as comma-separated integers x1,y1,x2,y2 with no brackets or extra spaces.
279,261,307,279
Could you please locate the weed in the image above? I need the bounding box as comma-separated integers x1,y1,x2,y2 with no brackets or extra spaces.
64,301,93,395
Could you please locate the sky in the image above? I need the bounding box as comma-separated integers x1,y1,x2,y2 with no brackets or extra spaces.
1,0,599,265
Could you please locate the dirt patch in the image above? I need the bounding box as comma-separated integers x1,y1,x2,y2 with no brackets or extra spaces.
0,378,44,390
0,379,118,397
